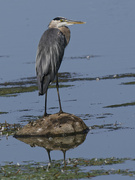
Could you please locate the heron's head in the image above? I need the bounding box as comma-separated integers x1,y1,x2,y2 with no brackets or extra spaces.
49,17,86,28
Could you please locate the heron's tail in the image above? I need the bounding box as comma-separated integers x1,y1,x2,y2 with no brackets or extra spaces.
37,75,50,96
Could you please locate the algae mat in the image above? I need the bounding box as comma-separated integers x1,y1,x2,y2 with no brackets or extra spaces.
1,158,135,179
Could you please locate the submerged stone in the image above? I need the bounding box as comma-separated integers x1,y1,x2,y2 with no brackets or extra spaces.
14,113,89,137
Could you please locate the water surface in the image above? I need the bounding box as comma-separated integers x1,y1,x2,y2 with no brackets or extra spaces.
0,0,135,179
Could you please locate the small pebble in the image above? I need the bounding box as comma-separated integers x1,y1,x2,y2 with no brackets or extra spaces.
67,159,71,164
49,137,53,141
86,55,90,59
48,162,51,167
113,74,117,78
1,127,4,131
17,163,20,166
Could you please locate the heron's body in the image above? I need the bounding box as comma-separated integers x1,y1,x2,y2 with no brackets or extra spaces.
36,17,85,116
36,27,70,95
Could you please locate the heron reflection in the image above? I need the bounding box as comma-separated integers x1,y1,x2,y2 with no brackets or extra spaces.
15,133,87,163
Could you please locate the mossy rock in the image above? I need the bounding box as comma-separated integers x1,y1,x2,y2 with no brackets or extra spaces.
14,113,89,137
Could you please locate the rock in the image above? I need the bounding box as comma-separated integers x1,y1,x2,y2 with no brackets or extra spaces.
14,113,89,137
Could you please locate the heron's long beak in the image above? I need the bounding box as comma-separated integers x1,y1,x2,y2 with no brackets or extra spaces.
66,19,86,25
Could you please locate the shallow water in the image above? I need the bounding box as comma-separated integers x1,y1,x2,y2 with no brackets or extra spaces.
0,0,135,179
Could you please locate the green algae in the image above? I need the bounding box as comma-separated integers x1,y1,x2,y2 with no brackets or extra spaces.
0,72,135,97
0,86,37,97
0,158,135,179
0,122,22,136
0,112,8,115
104,101,135,108
0,74,72,97
0,76,37,97
122,81,135,85
0,84,72,97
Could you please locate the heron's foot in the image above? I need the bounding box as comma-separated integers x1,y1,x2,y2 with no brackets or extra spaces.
58,110,64,115
44,112,51,117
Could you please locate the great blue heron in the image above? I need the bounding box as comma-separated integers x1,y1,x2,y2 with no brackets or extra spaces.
36,17,85,116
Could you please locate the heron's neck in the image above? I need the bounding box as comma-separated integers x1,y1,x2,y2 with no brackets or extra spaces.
59,26,70,45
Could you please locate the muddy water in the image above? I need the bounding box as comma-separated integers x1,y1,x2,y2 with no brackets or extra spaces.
0,0,135,179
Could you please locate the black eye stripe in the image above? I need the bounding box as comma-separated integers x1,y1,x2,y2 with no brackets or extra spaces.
53,17,66,21
53,17,61,21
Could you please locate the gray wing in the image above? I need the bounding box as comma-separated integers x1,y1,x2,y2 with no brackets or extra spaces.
36,28,67,95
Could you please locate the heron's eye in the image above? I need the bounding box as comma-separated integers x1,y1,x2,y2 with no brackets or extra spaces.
60,19,64,22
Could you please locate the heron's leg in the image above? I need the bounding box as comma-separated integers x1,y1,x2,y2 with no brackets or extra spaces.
56,74,63,114
62,150,66,166
47,149,51,163
44,91,48,116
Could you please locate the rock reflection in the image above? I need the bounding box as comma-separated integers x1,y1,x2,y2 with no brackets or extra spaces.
15,133,87,163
